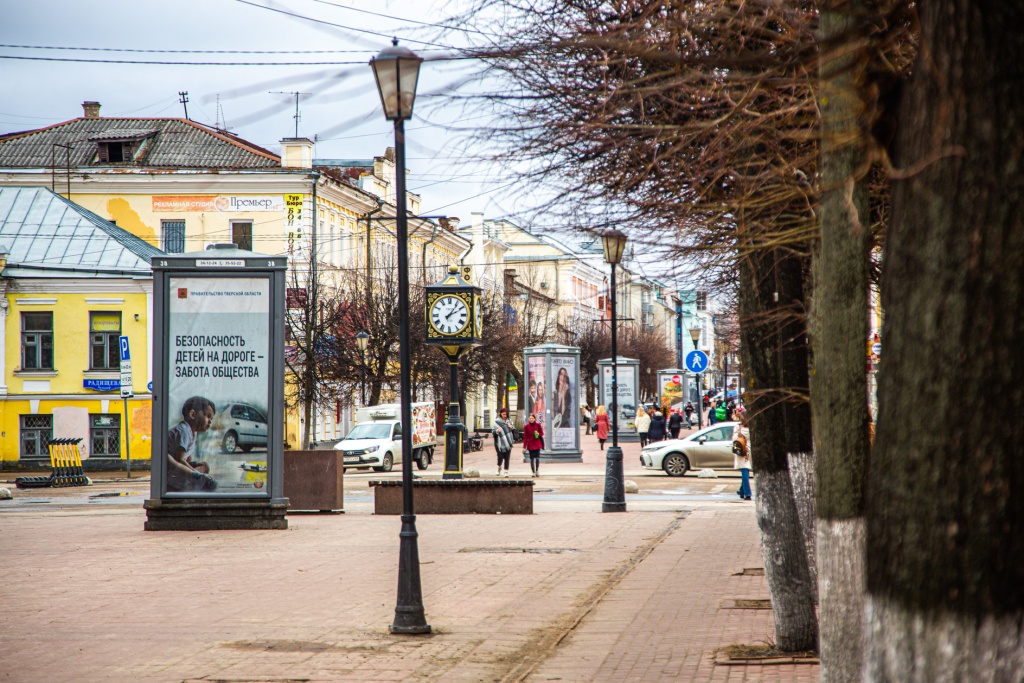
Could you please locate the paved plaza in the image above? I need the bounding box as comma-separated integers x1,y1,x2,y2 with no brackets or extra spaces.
0,431,819,682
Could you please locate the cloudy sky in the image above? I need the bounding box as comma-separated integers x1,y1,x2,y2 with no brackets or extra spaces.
0,0,513,220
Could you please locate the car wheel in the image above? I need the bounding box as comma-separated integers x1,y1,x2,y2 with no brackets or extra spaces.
373,452,394,473
416,450,429,470
663,453,689,477
222,431,238,453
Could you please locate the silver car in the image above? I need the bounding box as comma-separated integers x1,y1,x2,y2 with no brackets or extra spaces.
639,421,740,476
214,403,269,453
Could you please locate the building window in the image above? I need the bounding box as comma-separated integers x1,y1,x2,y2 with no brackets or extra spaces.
90,312,122,370
20,415,53,459
97,141,135,163
162,220,185,253
90,414,121,457
696,290,707,311
232,221,253,251
21,312,53,370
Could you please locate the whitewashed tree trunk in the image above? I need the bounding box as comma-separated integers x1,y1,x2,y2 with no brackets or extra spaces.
788,450,818,604
819,519,865,682
866,0,1024,679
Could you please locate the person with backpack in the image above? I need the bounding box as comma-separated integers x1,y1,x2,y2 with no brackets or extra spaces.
667,409,683,439
714,400,728,424
648,411,668,443
733,410,752,500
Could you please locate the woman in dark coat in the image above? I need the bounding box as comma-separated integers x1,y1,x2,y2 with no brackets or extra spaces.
647,411,668,443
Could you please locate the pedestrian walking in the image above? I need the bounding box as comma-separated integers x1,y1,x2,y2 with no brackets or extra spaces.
708,400,718,425
714,400,728,424
635,407,651,447
582,404,593,435
594,405,610,450
523,413,545,477
733,410,751,500
667,409,683,439
684,401,695,429
493,407,515,477
648,411,667,443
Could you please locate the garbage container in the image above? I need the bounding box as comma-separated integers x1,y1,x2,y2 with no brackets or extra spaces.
283,450,344,512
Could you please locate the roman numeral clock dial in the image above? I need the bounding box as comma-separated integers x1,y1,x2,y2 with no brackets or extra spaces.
430,296,469,335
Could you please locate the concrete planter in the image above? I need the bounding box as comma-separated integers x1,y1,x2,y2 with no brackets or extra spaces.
369,478,533,515
284,450,344,512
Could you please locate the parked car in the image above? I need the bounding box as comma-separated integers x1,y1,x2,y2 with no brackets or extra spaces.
334,403,436,472
213,403,269,453
639,421,740,476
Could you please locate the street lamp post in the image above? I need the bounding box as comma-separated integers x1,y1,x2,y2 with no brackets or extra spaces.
601,229,628,513
370,40,430,635
356,330,369,406
689,327,703,429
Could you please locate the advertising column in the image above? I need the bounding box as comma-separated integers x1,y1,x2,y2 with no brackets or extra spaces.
146,245,287,531
598,357,640,442
522,343,582,462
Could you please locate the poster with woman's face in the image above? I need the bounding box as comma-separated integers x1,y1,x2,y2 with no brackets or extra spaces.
527,356,546,422
550,356,577,449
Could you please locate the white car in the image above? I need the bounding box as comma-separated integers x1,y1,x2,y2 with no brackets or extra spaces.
639,422,740,476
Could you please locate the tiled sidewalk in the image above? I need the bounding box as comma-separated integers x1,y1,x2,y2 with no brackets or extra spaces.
0,500,817,682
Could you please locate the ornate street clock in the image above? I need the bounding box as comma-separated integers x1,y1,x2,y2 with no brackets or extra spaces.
425,265,483,356
425,265,483,480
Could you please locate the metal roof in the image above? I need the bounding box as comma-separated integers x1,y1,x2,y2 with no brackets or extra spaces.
0,187,164,277
0,118,280,169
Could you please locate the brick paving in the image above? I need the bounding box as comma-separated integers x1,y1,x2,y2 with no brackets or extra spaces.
0,430,820,683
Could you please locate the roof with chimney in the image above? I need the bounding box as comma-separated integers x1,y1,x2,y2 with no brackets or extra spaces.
0,186,164,277
0,102,280,170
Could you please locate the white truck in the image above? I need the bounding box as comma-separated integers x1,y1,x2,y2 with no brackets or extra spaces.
334,402,437,472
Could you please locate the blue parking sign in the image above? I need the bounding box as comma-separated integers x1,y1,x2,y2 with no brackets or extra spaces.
685,350,709,373
119,335,131,361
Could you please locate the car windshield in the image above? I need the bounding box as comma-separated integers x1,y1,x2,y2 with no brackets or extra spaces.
344,423,392,440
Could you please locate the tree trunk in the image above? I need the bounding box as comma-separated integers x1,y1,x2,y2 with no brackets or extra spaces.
740,245,819,653
813,3,874,680
865,1,1024,679
779,253,818,605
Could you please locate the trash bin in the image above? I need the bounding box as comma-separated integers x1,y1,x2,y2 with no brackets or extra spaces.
283,450,344,512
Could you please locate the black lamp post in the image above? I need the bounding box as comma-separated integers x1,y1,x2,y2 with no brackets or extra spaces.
601,228,628,513
356,330,369,406
370,39,430,635
689,326,703,429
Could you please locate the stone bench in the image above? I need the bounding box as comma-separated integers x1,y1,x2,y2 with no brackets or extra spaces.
368,478,534,515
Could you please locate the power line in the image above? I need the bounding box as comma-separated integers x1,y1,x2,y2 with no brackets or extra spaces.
234,0,459,50
0,43,397,54
296,0,500,37
0,54,365,66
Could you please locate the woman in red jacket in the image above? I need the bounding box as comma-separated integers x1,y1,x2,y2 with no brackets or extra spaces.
594,405,610,451
523,413,545,477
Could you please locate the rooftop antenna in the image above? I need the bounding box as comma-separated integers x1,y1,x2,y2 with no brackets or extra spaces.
215,94,221,130
270,91,310,138
178,91,190,120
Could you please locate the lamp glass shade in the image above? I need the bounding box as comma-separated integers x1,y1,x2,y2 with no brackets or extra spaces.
356,330,370,352
370,43,423,121
601,229,628,265
688,327,702,343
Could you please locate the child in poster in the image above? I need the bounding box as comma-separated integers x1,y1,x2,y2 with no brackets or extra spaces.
166,396,218,492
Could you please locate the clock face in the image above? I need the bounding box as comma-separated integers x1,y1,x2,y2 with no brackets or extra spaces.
474,295,482,337
430,295,469,335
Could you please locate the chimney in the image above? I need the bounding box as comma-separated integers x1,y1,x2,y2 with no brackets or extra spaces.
279,137,313,169
82,101,101,119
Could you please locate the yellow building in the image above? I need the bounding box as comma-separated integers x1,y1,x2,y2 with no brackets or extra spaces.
0,187,162,465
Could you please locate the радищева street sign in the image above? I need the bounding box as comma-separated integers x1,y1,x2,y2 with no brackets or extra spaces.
119,335,133,398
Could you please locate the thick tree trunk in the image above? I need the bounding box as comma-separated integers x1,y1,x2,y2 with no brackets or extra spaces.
812,3,873,680
740,246,819,653
865,1,1024,679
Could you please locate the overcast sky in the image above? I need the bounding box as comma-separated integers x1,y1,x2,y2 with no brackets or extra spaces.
0,0,516,220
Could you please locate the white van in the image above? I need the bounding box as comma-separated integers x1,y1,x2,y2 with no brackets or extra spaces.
334,403,437,472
